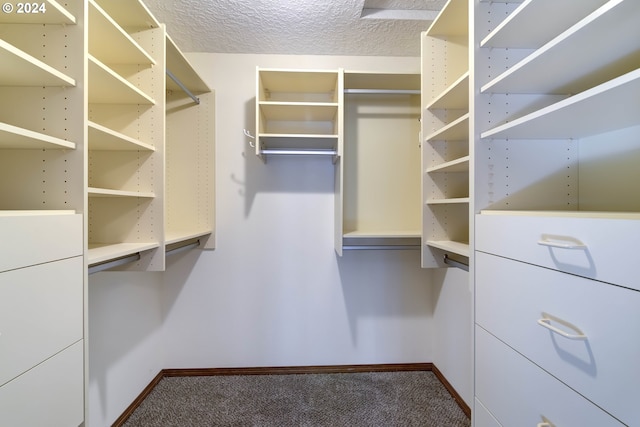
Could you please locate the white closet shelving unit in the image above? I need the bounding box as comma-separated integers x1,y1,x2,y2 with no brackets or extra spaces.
473,0,640,425
87,0,165,271
337,71,422,253
0,1,85,425
421,0,471,268
255,68,343,159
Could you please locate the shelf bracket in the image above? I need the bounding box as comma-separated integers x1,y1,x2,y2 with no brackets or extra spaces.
166,69,200,104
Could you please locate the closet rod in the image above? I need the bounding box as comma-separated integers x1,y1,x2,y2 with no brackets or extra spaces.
444,254,469,271
88,253,141,275
344,89,420,95
166,239,200,256
343,245,420,250
261,149,337,156
166,69,200,104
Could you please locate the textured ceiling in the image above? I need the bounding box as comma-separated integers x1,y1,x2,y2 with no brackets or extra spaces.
143,0,447,57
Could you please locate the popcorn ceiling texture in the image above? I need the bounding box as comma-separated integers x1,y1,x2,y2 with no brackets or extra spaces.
143,0,446,57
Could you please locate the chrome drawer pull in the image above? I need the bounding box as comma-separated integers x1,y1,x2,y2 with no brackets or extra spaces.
537,314,587,340
538,234,586,249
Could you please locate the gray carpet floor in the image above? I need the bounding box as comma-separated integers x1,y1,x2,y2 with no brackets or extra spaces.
121,371,470,426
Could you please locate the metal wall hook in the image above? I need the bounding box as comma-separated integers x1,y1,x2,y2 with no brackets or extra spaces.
243,129,256,147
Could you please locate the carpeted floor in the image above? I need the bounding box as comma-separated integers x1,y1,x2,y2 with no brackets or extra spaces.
121,371,470,426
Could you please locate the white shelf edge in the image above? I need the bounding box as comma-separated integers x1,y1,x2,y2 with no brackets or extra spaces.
426,155,470,173
426,240,470,257
166,34,210,94
88,121,155,151
425,0,468,37
479,210,640,220
88,242,159,265
426,197,470,205
0,210,76,217
0,121,76,149
425,72,469,110
88,187,155,198
165,230,213,246
425,113,470,141
343,230,422,239
258,133,338,139
259,101,339,107
0,39,76,87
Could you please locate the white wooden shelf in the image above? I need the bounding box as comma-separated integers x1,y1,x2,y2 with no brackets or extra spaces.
481,0,608,48
0,39,75,87
0,122,76,150
258,69,339,100
481,0,640,95
480,210,640,220
88,0,155,65
88,242,159,265
165,230,213,246
0,210,76,217
426,240,470,257
0,0,75,24
481,68,640,140
343,230,421,239
88,121,154,151
426,197,470,205
426,72,469,110
166,35,210,94
344,71,421,91
425,114,469,141
88,187,155,198
426,156,469,173
93,0,159,29
426,0,468,37
88,55,155,104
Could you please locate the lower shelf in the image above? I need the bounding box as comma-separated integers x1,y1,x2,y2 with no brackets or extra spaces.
343,230,421,250
426,240,470,257
88,242,160,266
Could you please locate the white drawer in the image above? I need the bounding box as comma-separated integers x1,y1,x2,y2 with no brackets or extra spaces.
0,212,83,273
0,340,84,427
476,211,640,291
475,327,624,427
476,251,639,426
0,256,83,386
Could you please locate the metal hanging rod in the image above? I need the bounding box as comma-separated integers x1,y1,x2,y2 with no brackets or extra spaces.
444,254,469,272
88,253,141,275
261,149,337,156
344,89,420,95
166,239,201,256
166,69,200,104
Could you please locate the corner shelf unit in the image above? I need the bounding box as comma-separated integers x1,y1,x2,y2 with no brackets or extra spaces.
336,71,422,254
421,0,471,267
255,68,343,159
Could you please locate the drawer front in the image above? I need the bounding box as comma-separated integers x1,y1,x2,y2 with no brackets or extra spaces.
0,341,84,427
0,256,83,386
476,212,640,291
476,252,639,425
475,327,624,427
0,213,83,273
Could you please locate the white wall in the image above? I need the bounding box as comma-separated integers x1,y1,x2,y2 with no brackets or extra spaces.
160,53,436,368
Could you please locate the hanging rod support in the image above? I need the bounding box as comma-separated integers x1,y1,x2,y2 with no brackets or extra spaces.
88,253,141,275
166,69,200,104
444,254,469,271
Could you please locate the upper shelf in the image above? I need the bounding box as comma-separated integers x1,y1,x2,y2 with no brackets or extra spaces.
426,0,468,37
0,39,75,87
481,0,608,48
344,71,420,92
0,0,75,24
425,114,469,141
259,102,338,122
481,0,640,95
426,72,469,110
92,0,159,30
166,35,210,95
88,0,155,66
482,68,640,140
258,69,340,102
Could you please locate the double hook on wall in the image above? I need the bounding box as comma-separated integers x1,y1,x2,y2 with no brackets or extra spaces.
243,129,255,148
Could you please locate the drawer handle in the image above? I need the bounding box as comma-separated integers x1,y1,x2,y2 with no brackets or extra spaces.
538,235,586,249
537,316,587,340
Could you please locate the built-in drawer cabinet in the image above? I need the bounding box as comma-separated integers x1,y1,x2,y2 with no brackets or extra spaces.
476,251,638,426
0,341,84,427
476,327,624,427
476,211,640,291
0,256,83,386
